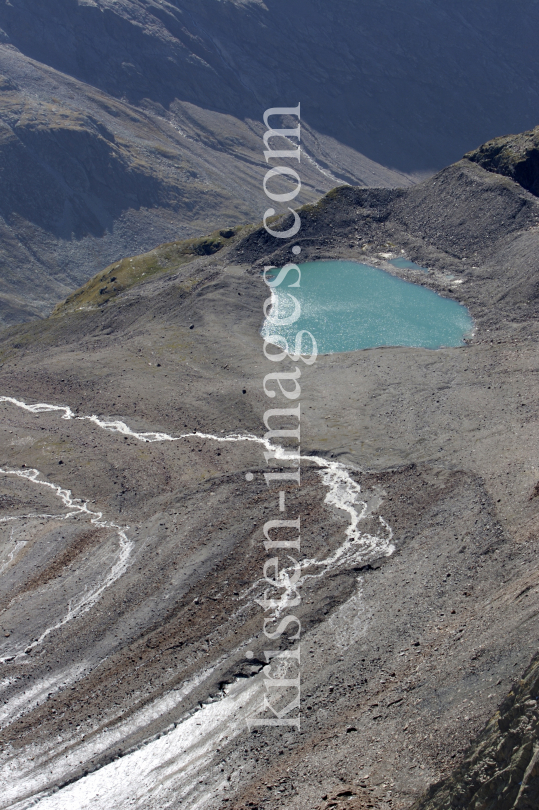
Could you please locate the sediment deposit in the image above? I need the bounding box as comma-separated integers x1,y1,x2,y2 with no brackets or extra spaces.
0,148,538,808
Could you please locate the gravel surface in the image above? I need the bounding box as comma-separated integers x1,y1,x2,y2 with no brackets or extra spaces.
0,157,538,808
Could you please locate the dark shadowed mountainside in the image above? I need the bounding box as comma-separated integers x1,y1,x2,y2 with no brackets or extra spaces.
0,1,539,326
0,42,404,329
2,0,539,173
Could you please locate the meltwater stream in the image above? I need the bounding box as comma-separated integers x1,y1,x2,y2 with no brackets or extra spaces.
0,262,474,808
0,394,394,809
262,260,473,354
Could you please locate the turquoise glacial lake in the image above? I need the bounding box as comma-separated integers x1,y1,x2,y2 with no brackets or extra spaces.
261,260,473,355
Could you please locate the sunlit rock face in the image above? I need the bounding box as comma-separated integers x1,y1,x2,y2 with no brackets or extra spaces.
411,656,539,810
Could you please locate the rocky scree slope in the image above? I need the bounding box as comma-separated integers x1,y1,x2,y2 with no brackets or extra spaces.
411,656,539,810
403,123,539,810
0,143,539,808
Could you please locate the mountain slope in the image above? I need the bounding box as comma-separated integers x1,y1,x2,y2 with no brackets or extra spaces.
411,655,539,810
0,44,409,329
0,39,411,329
0,146,539,808
2,0,539,172
1,1,539,327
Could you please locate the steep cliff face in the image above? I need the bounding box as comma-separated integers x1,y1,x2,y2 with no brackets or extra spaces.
466,125,539,198
411,657,539,810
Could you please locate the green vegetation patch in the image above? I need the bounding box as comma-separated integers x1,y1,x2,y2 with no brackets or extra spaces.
299,185,352,216
53,226,243,316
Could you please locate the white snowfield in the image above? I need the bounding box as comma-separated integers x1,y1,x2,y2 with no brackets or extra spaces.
0,395,394,809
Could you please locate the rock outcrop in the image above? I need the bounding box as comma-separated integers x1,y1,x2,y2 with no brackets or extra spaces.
411,656,539,810
466,125,539,197
0,44,392,329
